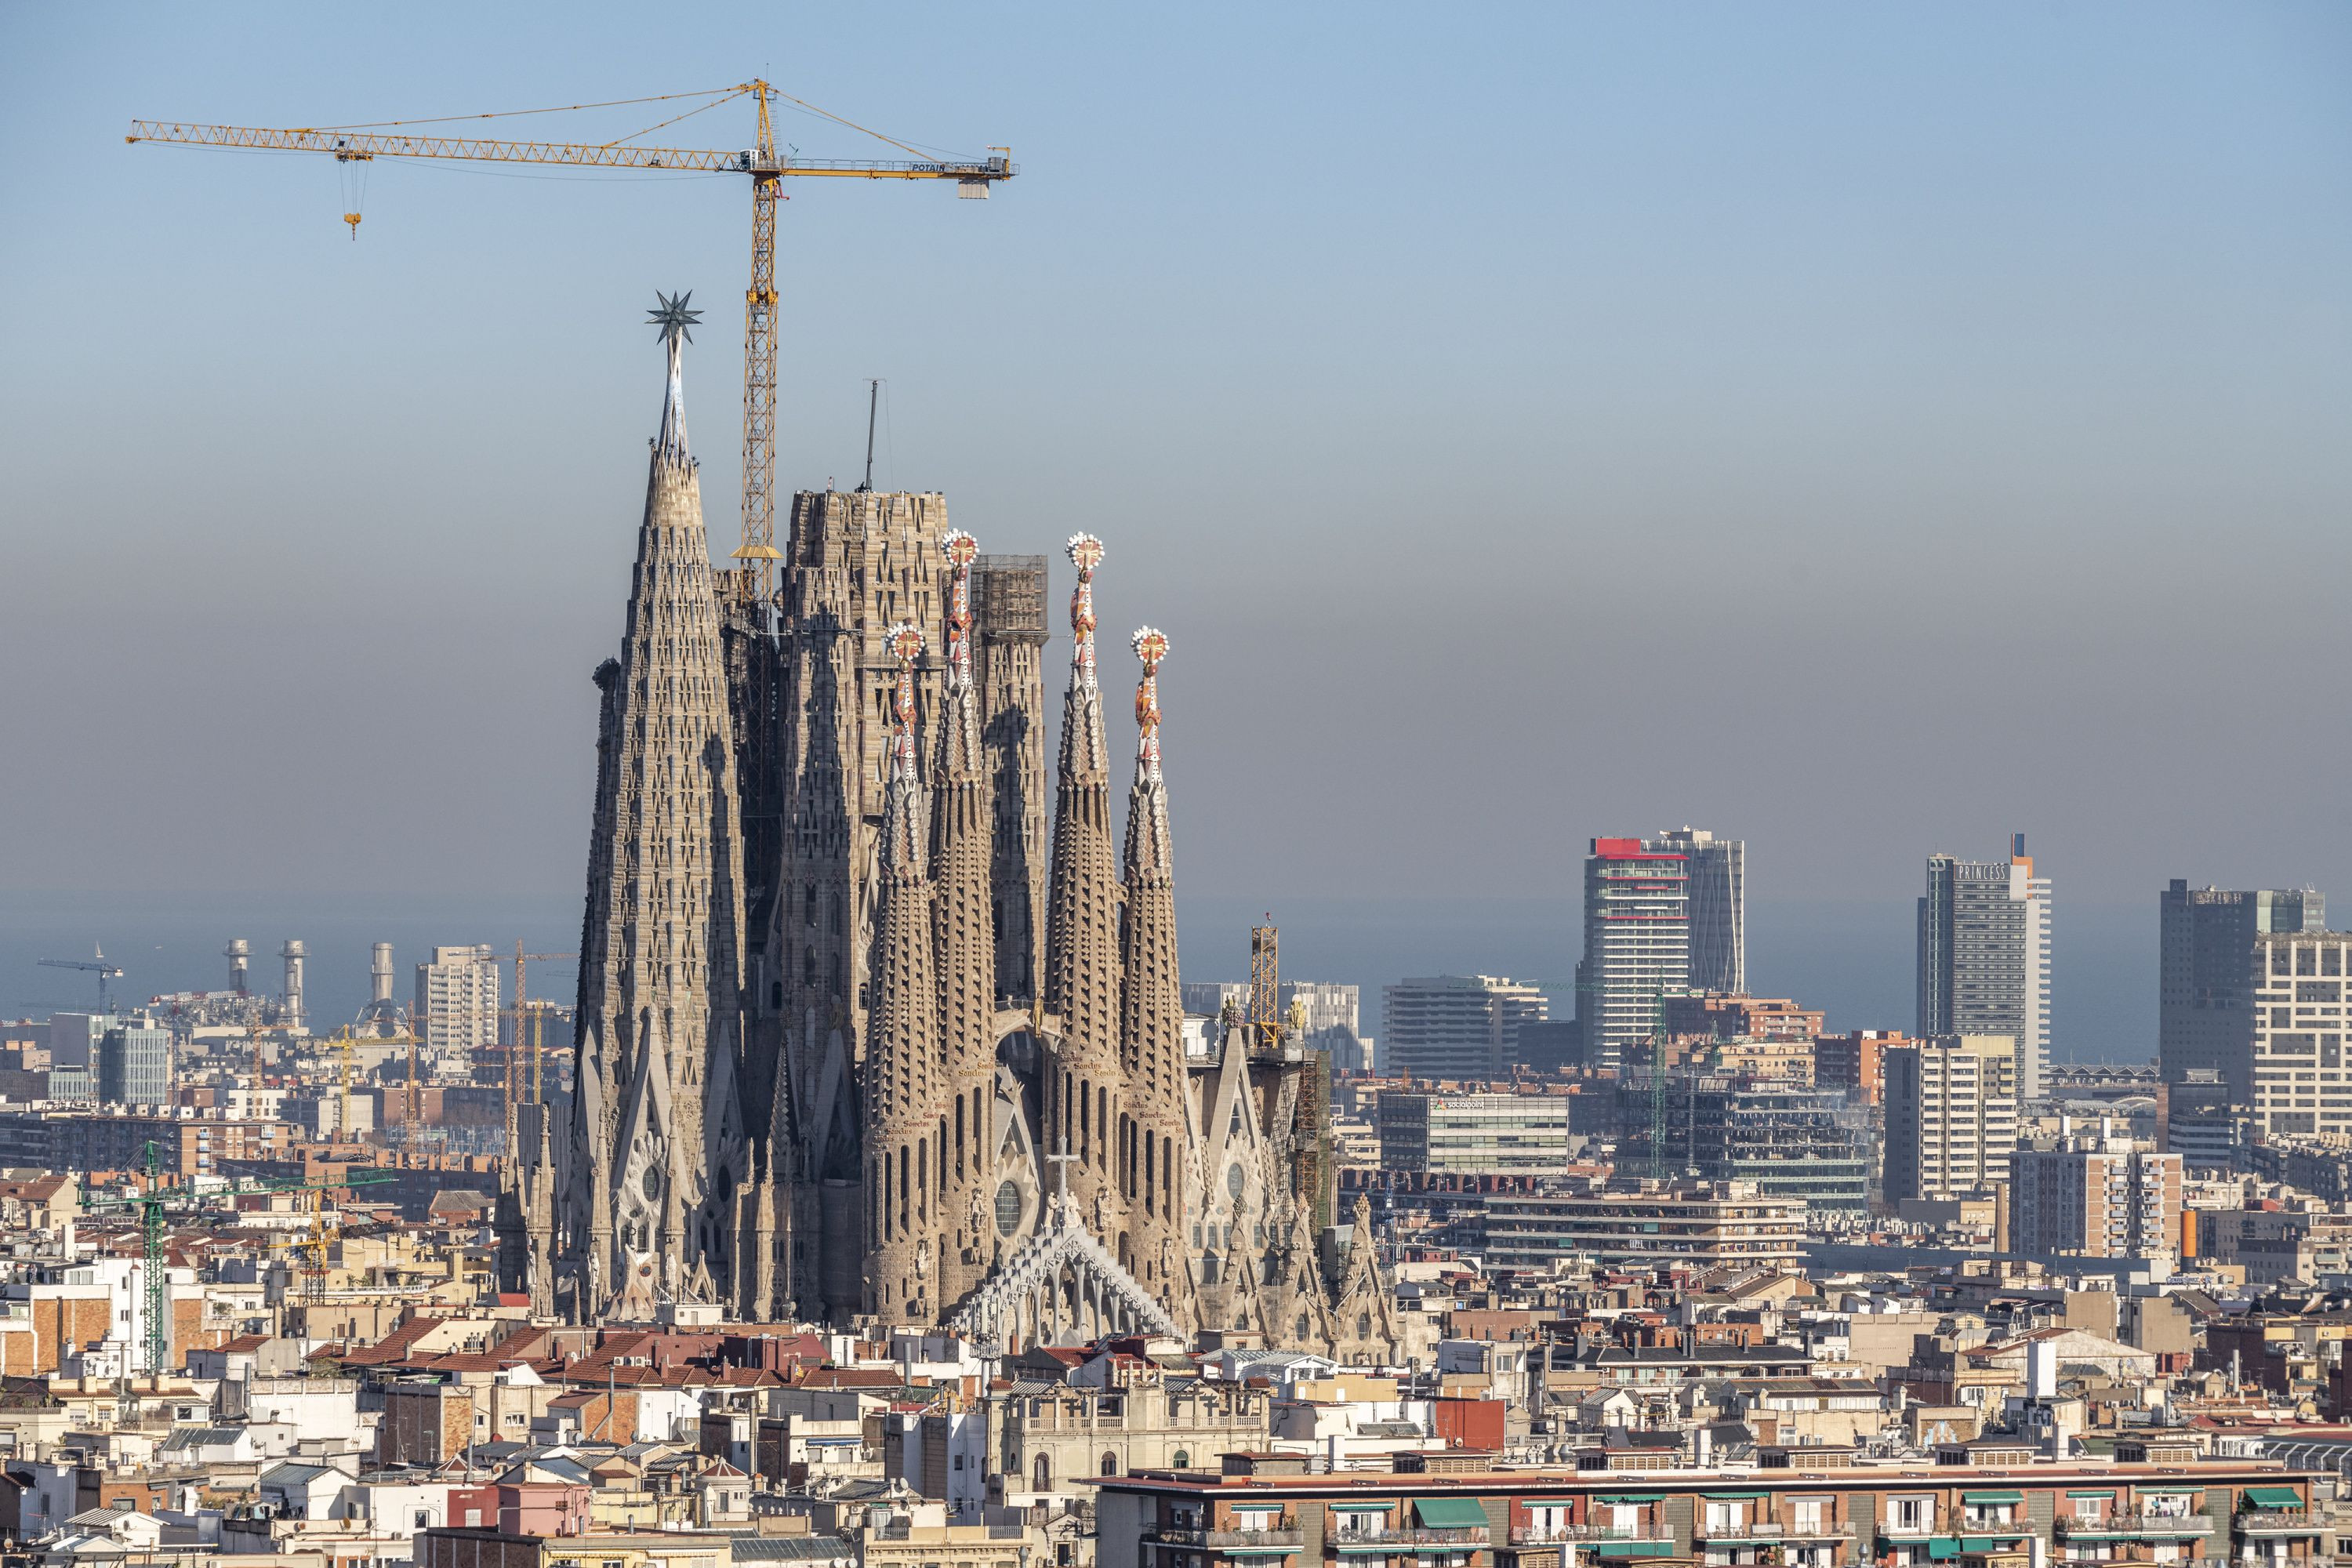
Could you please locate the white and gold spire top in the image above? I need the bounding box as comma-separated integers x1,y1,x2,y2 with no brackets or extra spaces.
1066,534,1102,694
648,290,701,466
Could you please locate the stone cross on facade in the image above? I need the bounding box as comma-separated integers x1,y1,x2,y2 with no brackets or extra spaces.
1044,1139,1079,1218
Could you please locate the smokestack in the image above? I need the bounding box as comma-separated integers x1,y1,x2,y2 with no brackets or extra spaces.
225,938,250,996
281,939,307,1030
371,942,395,1004
2013,832,2028,857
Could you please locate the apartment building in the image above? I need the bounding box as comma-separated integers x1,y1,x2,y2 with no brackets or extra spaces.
1479,1179,1805,1271
1918,836,2052,1100
2009,1133,2183,1259
1096,1455,2321,1568
1375,1090,1575,1176
2248,928,2352,1139
1883,1035,2020,1203
1381,976,1548,1081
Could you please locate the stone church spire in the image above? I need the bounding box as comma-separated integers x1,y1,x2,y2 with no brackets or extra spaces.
1120,629,1193,1322
931,531,996,1308
865,622,945,1323
1043,534,1123,1246
553,292,750,1321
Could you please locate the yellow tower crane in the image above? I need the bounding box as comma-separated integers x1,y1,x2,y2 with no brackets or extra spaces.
128,82,1015,605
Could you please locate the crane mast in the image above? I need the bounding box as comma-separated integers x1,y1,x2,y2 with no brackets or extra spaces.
738,85,783,605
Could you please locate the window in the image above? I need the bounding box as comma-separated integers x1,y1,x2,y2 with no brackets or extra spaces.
1172,1450,1190,1468
1892,1497,1933,1531
1788,1500,1825,1534
1101,1452,1120,1476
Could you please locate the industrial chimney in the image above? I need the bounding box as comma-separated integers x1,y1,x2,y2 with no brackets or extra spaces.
225,938,250,996
371,942,395,1005
281,939,307,1031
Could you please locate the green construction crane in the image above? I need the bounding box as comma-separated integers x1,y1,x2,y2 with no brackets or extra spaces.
78,1149,393,1377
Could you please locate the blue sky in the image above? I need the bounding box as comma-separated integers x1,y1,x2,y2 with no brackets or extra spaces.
2,4,2347,1050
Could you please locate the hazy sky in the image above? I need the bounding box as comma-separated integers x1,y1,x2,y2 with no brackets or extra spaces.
3,5,2348,1049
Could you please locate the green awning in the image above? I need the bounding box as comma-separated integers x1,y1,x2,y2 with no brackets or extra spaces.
1334,1547,1398,1555
1232,1504,1286,1513
1412,1499,1491,1529
1961,1539,2029,1552
1590,1546,1674,1560
1962,1492,2024,1505
1704,1492,1766,1501
1594,1495,1664,1505
2067,1492,2118,1499
2135,1486,2204,1496
1926,1540,1961,1560
2244,1488,2303,1508
1330,1503,1395,1512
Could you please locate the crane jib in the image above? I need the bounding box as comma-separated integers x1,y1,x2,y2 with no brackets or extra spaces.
127,122,1013,181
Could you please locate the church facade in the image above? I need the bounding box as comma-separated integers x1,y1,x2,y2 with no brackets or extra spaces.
503,313,1396,1359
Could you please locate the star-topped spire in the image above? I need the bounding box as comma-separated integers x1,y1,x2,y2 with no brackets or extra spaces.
648,290,701,466
648,289,702,347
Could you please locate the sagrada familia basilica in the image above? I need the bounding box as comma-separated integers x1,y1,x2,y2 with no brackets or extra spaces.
499,299,1397,1358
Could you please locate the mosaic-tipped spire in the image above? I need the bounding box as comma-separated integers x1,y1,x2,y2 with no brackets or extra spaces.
1044,531,1121,1223
929,528,995,1307
880,620,929,877
1060,534,1107,780
1132,627,1167,785
935,530,985,782
1120,626,1188,1315
867,614,943,1323
648,290,701,466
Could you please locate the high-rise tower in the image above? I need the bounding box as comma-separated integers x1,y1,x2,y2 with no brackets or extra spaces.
1653,827,1744,995
551,293,752,1319
2158,879,2325,1101
1918,834,2053,1102
1576,837,1690,1073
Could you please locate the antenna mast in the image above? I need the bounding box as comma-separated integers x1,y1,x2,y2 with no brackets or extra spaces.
860,379,882,492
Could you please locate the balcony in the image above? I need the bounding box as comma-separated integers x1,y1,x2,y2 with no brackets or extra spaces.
2056,1517,2215,1541
2232,1513,2319,1538
1510,1527,1672,1546
1330,1528,1492,1552
1694,1522,1854,1542
1154,1525,1308,1551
